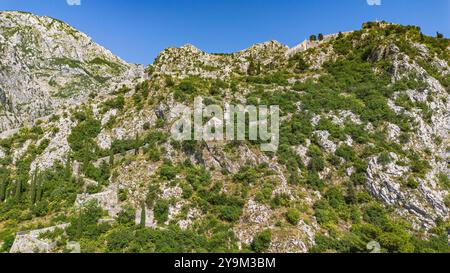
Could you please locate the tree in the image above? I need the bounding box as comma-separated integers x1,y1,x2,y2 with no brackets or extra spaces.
0,180,6,202
106,227,134,252
14,180,22,201
109,150,115,166
35,174,43,203
64,156,72,178
0,167,10,202
134,133,140,156
309,34,317,42
318,33,324,41
140,201,146,228
76,208,83,239
219,205,242,222
436,32,444,39
30,169,38,205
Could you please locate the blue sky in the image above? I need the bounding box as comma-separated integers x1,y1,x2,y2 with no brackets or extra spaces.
0,0,449,64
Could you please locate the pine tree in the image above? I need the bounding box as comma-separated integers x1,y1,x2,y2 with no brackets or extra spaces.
437,32,444,39
140,201,146,228
309,34,317,42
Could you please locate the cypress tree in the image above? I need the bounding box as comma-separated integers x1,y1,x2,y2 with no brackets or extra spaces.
109,150,114,166
30,169,38,205
14,180,22,201
135,133,140,155
76,208,83,239
64,156,72,179
0,168,8,202
35,174,43,203
0,180,6,202
140,201,146,228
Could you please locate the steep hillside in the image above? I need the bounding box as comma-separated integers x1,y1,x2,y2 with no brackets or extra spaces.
0,11,144,132
0,16,449,253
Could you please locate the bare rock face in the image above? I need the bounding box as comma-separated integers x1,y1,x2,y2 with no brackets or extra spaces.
314,130,337,153
149,41,288,79
0,11,144,132
366,153,448,229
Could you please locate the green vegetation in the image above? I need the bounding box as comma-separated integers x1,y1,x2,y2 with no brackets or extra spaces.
285,208,301,225
1,20,449,254
251,230,272,253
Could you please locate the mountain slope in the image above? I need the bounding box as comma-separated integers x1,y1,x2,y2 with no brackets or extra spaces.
0,11,144,132
0,16,449,253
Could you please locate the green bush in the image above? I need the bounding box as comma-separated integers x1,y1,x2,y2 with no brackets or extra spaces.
314,199,339,225
377,152,391,167
154,200,170,224
233,166,258,185
406,178,420,189
255,183,274,204
101,94,125,112
159,163,178,180
363,204,389,229
437,173,450,190
306,172,325,191
106,227,135,252
66,201,104,240
117,205,136,226
442,193,450,208
271,193,291,208
285,208,301,225
251,230,272,253
335,145,356,162
219,205,242,222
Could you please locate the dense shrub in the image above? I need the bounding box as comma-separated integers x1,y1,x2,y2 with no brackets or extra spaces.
251,230,272,253
285,208,301,225
154,200,170,224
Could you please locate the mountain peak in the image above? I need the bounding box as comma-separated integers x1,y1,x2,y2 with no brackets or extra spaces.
0,11,144,131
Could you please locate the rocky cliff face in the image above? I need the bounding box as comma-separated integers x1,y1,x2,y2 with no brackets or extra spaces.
0,16,449,253
0,11,144,132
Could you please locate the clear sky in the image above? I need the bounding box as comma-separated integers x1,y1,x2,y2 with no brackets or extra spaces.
0,0,449,64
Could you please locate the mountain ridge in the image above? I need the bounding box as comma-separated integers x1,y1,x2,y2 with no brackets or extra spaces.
0,12,449,253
